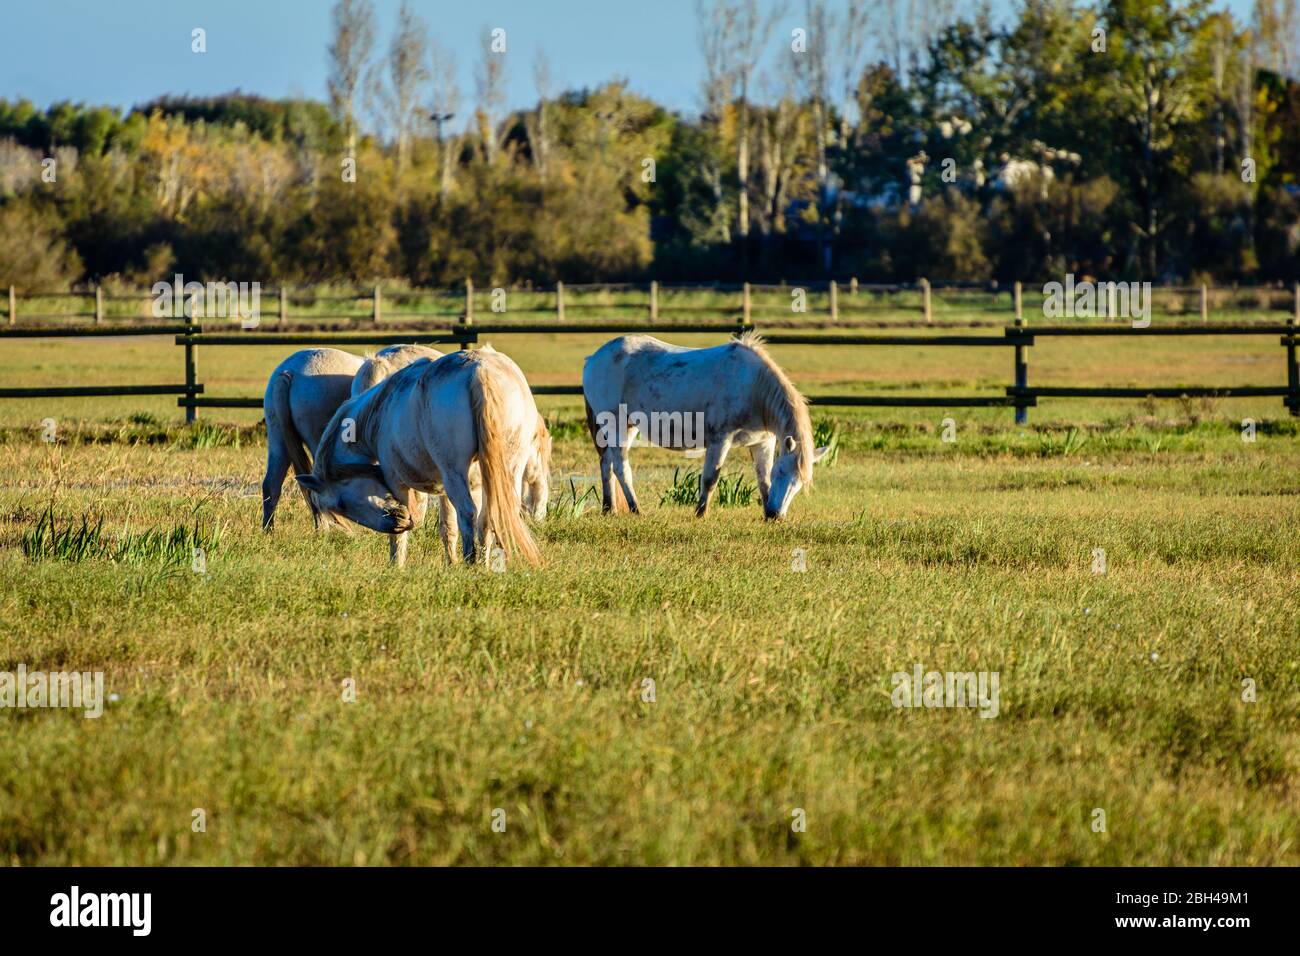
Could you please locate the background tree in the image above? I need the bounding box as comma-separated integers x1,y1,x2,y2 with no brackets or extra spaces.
326,0,375,156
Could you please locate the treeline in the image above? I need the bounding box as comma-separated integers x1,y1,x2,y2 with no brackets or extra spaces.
1,0,1299,292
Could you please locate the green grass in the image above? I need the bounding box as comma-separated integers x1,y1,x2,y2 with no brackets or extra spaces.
659,467,759,508
20,505,221,566
0,414,1296,865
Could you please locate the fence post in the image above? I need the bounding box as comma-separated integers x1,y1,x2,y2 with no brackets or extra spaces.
462,278,473,350
279,286,287,329
7,286,14,326
183,299,197,425
1200,282,1208,323
372,284,382,324
1288,283,1300,417
649,280,658,321
556,281,565,322
1014,280,1028,426
741,281,752,328
850,276,858,295
920,278,932,323
829,279,838,322
94,285,103,326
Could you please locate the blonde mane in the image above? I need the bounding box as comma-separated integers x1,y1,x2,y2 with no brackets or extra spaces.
315,366,409,481
734,331,814,485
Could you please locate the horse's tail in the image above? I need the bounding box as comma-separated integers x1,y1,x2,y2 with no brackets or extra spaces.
585,397,627,513
471,363,542,567
268,370,313,477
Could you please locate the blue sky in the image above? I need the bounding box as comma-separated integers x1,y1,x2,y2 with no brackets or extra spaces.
1,0,1259,121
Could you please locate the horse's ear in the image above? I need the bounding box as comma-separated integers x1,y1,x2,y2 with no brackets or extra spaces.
783,435,797,454
812,445,831,464
296,473,324,493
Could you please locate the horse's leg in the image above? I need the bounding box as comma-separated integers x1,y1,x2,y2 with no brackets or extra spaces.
749,438,775,509
388,489,428,568
599,448,617,513
611,444,641,514
438,493,459,564
443,471,479,564
696,437,733,518
261,437,292,532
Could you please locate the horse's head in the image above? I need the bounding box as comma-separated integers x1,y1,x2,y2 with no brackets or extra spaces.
296,462,412,534
764,435,830,520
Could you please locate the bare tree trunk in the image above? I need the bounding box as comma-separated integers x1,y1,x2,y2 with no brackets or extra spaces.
326,0,376,157
475,28,507,165
429,41,460,198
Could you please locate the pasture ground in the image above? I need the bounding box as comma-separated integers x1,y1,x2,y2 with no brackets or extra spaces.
0,328,1297,865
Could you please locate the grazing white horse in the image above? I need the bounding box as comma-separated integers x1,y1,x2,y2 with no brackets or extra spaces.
263,344,550,561
351,343,444,398
358,345,552,562
297,347,543,568
582,332,827,519
262,346,442,531
262,348,364,530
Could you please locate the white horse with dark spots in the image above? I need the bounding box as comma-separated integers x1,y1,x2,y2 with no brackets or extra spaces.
297,347,544,568
582,332,828,518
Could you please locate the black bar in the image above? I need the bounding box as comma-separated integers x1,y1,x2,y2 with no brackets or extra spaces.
0,866,1283,942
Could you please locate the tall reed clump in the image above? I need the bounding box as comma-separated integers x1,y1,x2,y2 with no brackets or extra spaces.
547,478,601,519
659,467,757,507
21,505,222,565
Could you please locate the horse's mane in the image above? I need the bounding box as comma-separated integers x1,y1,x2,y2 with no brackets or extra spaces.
315,364,415,481
734,331,814,485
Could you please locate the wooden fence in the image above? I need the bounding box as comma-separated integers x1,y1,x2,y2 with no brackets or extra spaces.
2,281,1299,425
8,279,1300,327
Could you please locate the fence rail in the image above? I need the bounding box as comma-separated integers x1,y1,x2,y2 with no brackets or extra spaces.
2,279,1299,424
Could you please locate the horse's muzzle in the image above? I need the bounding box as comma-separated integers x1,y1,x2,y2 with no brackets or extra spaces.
385,507,414,533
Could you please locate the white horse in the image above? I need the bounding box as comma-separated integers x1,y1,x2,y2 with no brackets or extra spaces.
582,332,827,519
263,344,549,559
351,343,444,398
360,344,552,563
297,347,543,568
262,345,443,531
262,348,364,530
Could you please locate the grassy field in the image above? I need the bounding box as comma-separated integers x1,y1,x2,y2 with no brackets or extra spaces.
0,328,1297,865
